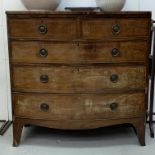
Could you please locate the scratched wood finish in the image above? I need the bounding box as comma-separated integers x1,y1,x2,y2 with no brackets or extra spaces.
82,18,150,39
8,18,149,40
9,18,77,39
6,11,152,146
11,41,148,64
13,93,145,120
12,66,146,92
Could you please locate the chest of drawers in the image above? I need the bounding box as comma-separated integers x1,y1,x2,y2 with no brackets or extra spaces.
6,11,152,146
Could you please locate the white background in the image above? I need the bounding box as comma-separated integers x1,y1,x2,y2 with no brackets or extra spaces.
0,0,155,121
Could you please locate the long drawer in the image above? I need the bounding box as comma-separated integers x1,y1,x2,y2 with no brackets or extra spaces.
13,93,145,120
11,41,148,64
12,65,146,93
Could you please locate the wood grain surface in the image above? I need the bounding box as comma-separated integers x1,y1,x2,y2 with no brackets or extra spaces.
6,11,151,146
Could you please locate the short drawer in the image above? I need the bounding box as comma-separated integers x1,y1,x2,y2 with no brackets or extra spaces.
11,41,148,64
12,65,146,93
13,93,145,120
8,18,77,39
82,18,150,39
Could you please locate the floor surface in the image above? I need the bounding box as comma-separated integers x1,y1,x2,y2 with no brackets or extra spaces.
0,123,155,155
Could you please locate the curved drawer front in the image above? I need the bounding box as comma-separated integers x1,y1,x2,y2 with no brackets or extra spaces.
9,18,149,40
9,19,77,39
13,93,145,120
12,66,146,93
82,18,149,39
11,41,147,64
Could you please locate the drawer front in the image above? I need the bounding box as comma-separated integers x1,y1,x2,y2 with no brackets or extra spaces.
13,93,145,120
82,18,149,39
9,18,77,39
11,41,148,64
12,66,146,93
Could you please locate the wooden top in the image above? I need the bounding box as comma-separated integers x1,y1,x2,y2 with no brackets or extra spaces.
6,11,151,18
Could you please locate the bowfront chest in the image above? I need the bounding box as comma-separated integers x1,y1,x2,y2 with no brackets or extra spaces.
6,11,152,146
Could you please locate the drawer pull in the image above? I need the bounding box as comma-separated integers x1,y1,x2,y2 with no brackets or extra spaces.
40,103,49,112
112,24,120,35
40,75,49,83
110,74,119,83
38,25,48,34
39,48,48,57
111,48,120,57
110,102,118,111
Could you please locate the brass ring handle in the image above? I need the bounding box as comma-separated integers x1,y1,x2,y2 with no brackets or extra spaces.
110,102,118,111
40,103,49,112
38,25,48,34
111,48,120,57
110,74,119,83
112,24,121,35
39,48,48,57
40,75,49,83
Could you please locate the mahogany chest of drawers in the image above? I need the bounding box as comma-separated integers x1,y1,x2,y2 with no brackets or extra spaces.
6,11,152,146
